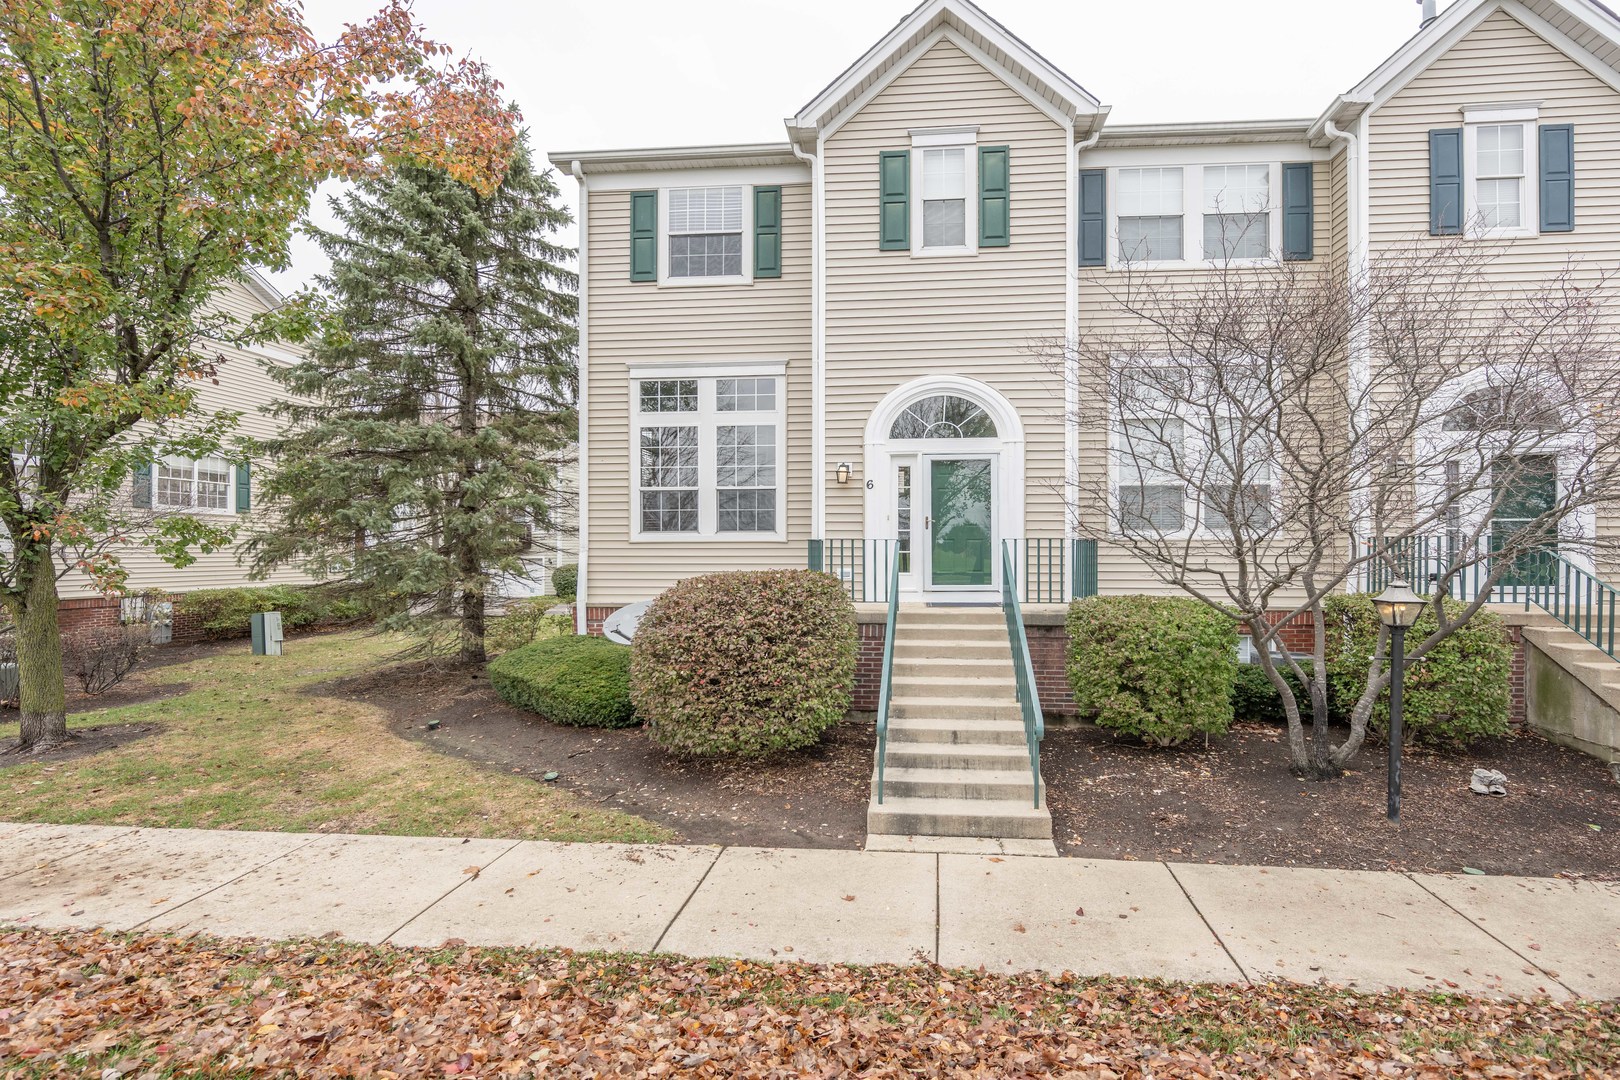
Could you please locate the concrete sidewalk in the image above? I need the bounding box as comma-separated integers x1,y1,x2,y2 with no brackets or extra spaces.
2,822,1616,1000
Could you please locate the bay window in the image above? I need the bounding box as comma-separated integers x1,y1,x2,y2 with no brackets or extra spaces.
632,370,784,539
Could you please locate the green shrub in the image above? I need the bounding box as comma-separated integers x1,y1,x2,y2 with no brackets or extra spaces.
631,569,857,758
177,585,345,641
1066,595,1238,747
1321,594,1512,747
552,564,578,602
1231,663,1309,725
486,597,568,654
488,635,636,728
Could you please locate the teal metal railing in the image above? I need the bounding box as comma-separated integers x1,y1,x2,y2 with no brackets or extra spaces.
1000,540,1044,809
873,544,903,805
811,537,1098,604
1355,535,1617,662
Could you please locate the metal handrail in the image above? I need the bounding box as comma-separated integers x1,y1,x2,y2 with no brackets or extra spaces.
1354,534,1617,662
873,543,903,804
813,537,1097,604
1000,540,1044,808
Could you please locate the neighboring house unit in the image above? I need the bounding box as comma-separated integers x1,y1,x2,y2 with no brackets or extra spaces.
549,0,1620,632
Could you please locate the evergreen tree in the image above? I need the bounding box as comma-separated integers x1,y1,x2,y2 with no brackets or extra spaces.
253,138,577,664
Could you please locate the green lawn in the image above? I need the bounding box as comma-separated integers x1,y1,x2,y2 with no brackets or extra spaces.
0,630,672,843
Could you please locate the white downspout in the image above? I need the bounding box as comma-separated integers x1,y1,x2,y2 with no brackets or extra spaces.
791,138,825,546
570,160,590,634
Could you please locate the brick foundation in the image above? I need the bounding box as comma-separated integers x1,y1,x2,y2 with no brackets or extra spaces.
55,597,121,635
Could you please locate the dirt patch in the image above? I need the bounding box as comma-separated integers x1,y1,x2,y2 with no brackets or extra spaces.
0,722,163,767
1043,720,1620,878
330,663,874,848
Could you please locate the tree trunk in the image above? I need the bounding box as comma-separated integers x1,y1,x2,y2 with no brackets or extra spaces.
459,577,486,666
7,558,68,753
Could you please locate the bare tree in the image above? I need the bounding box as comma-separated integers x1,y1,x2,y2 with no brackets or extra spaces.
1054,237,1620,777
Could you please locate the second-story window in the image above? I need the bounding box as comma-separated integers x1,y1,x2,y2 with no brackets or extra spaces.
668,186,744,279
921,148,968,249
1473,123,1526,230
1202,164,1270,260
156,457,232,512
1118,167,1184,262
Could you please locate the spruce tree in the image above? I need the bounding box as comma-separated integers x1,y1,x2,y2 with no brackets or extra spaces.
253,138,577,664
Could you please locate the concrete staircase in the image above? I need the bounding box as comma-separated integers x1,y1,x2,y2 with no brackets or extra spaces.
866,606,1054,848
1517,610,1620,763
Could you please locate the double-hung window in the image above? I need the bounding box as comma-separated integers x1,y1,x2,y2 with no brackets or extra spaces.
921,148,968,249
667,186,745,280
1461,106,1539,238
633,371,784,538
156,457,232,512
1202,164,1271,260
1117,167,1185,263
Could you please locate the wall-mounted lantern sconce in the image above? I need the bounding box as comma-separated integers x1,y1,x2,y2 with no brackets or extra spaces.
835,462,852,485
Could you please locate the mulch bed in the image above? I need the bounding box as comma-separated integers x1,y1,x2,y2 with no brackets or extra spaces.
353,660,1620,877
3,929,1617,1076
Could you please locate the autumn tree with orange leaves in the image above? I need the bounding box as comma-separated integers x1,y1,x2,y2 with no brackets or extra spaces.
0,0,519,752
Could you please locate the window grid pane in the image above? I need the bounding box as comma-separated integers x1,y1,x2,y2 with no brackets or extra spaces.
921,148,965,199
1477,178,1522,228
639,426,699,533
717,377,777,413
1119,216,1184,262
922,198,966,247
638,379,697,413
670,233,743,278
155,463,192,509
195,459,230,511
1203,212,1269,259
668,186,743,233
1118,167,1184,216
1476,124,1525,177
1203,164,1270,214
716,424,777,532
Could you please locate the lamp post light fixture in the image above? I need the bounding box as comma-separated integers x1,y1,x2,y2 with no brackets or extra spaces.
1372,577,1425,823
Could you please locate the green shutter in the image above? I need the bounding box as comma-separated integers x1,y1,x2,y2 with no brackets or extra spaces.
878,150,909,250
1078,169,1106,267
1282,162,1314,261
1539,124,1575,233
978,145,1010,247
235,461,251,514
629,190,657,281
753,185,782,278
132,463,152,509
1429,129,1463,236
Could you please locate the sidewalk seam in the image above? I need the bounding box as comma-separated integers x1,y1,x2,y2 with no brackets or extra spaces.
381,838,528,945
131,831,329,930
1404,873,1577,999
1162,862,1251,985
934,852,941,965
652,845,725,955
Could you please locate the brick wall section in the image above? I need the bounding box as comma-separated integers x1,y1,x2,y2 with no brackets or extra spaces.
1507,623,1526,725
55,597,121,635
583,605,618,636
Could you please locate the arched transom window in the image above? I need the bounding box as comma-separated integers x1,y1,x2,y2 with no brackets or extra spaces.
1442,386,1564,433
888,395,998,440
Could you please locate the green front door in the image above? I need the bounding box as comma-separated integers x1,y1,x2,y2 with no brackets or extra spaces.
1492,455,1558,587
929,457,993,588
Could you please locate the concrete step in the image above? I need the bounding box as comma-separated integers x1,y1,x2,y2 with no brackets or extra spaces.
890,696,1023,722
889,674,1016,701
891,656,1013,679
887,717,1029,746
897,606,1003,626
885,742,1031,771
879,767,1039,801
867,796,1053,840
897,624,1010,644
892,641,1011,661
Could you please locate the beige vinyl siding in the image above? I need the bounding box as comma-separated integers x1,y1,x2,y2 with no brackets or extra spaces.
583,184,813,606
1074,162,1339,596
1328,146,1350,271
1369,7,1620,548
58,279,320,599
823,37,1069,542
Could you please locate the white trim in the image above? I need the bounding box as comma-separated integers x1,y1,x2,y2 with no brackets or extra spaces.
1064,128,1079,537
809,135,828,541
910,125,981,145
628,368,788,544
571,160,589,633
1461,102,1543,122
657,183,753,287
1081,142,1328,168
584,164,808,193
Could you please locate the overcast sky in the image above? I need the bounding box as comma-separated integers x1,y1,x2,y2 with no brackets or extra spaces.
264,0,1452,293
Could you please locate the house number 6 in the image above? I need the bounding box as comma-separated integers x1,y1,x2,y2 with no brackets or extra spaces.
865,480,875,490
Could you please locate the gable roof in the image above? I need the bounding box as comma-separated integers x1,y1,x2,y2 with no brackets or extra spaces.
1310,0,1620,141
785,0,1105,149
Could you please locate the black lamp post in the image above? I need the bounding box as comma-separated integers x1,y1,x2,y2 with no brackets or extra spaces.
1372,577,1424,822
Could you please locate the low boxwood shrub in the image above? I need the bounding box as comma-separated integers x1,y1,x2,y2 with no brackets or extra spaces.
1321,594,1512,747
1231,663,1309,725
1066,595,1238,747
552,564,578,602
486,597,568,654
630,569,857,758
488,635,636,728
177,585,344,641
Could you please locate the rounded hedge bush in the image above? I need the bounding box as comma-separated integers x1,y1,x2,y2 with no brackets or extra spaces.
488,635,636,728
1231,663,1308,725
552,564,578,602
1066,595,1238,747
630,569,857,758
1321,594,1511,747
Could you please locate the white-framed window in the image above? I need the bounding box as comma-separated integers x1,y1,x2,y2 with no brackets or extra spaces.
1118,167,1185,263
1463,107,1538,238
630,367,786,540
662,186,749,283
911,128,978,256
1112,162,1281,267
1111,365,1278,538
155,456,232,512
